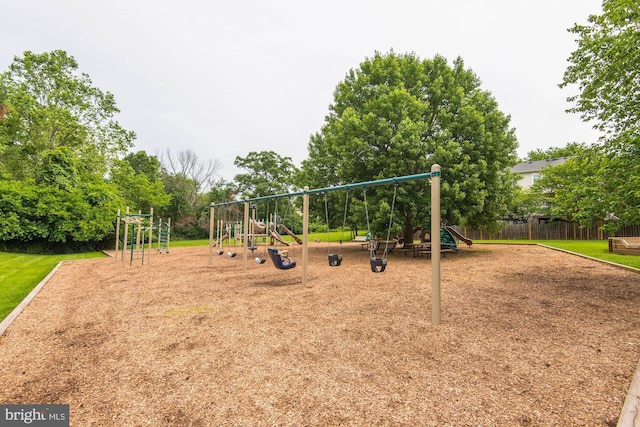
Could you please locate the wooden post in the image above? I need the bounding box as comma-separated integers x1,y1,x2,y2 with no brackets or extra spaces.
136,210,143,254
302,186,309,288
431,165,441,325
208,206,215,266
243,200,249,273
122,206,130,266
148,207,153,266
167,218,171,252
115,209,121,263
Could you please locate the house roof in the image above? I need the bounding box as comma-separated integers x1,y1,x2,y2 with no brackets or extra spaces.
512,157,570,174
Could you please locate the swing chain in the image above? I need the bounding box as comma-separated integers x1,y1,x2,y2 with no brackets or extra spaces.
382,183,398,258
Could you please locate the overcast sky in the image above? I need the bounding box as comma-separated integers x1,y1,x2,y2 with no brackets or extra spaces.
2,0,603,181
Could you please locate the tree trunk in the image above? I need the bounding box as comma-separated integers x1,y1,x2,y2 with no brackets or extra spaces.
402,213,414,248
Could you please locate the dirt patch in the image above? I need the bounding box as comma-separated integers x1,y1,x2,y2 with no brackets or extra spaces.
1,244,639,426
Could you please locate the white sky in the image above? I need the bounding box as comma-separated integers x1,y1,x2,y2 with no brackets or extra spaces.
2,0,603,182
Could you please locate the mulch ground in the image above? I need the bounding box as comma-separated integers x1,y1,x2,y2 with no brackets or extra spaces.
1,243,639,426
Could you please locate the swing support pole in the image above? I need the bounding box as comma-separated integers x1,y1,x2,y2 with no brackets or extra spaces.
208,168,442,324
208,206,215,266
243,199,250,273
302,186,309,288
430,164,441,325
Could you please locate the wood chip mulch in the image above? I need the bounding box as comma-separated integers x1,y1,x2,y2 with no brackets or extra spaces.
1,243,639,426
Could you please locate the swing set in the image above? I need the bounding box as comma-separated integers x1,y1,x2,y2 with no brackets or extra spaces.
208,166,443,325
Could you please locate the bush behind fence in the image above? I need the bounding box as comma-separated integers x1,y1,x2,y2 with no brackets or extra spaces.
455,222,640,241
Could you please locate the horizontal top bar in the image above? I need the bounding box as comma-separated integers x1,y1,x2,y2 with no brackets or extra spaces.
211,168,440,208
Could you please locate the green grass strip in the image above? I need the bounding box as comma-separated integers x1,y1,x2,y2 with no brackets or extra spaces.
0,251,105,322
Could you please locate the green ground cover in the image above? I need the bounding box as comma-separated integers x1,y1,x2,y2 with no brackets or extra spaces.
0,251,105,322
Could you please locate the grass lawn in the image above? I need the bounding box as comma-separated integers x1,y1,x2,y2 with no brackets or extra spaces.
172,231,353,248
0,251,105,322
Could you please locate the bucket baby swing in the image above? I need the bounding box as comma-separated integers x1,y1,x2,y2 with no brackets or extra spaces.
324,190,349,267
363,184,398,273
266,197,297,270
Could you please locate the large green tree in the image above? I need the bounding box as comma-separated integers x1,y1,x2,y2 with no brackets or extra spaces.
233,150,299,199
299,51,519,241
0,50,134,179
560,0,640,230
233,151,301,232
0,50,134,248
524,142,589,162
109,151,170,214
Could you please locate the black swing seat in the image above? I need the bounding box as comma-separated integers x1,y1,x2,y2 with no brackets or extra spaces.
328,253,343,267
227,251,237,258
254,256,267,265
267,248,297,270
370,257,387,273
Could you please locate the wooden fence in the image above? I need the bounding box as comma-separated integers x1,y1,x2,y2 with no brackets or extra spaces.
454,222,640,241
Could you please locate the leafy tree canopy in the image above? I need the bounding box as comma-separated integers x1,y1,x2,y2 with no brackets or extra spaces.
299,51,519,239
524,142,590,161
109,151,170,214
558,1,640,230
562,0,640,148
0,50,136,249
0,50,135,180
233,150,299,199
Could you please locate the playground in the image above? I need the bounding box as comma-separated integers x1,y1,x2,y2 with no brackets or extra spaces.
0,243,639,425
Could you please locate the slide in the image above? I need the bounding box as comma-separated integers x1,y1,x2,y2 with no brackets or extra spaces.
213,233,229,247
445,226,473,247
269,230,293,246
278,224,303,244
440,228,458,250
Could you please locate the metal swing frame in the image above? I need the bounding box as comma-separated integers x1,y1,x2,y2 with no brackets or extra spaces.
208,166,443,326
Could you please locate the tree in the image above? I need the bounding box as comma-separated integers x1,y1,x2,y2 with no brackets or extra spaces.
560,1,640,230
0,50,135,249
233,151,301,232
233,150,299,199
0,50,134,180
524,142,589,161
160,148,221,212
109,151,170,213
511,142,591,224
300,51,519,241
562,0,640,146
156,149,222,239
531,148,609,226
